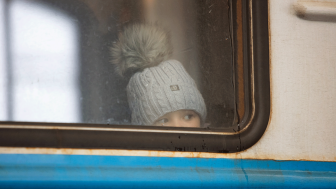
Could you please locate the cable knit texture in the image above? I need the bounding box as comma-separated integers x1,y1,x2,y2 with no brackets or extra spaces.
127,60,207,125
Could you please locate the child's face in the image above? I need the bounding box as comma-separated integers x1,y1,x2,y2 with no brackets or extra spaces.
152,110,201,128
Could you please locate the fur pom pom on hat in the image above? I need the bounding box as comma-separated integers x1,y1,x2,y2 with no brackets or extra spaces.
111,23,207,126
111,23,173,78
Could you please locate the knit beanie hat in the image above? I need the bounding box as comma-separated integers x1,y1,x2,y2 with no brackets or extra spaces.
111,23,207,125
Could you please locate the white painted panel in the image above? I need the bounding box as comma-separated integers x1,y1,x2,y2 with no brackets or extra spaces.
240,0,336,161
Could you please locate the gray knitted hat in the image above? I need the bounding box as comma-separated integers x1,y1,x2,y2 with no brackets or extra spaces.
111,24,206,125
127,59,206,125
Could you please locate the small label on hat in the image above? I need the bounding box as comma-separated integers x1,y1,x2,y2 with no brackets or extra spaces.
170,85,180,91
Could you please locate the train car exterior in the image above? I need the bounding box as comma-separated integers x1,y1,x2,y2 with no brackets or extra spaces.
0,0,336,188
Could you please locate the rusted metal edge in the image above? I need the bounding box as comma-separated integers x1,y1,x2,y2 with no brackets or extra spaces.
0,125,235,135
0,147,335,162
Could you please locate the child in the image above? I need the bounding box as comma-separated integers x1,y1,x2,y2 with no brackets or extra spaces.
111,24,206,128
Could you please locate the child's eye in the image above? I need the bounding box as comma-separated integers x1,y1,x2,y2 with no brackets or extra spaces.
184,114,194,120
155,118,169,125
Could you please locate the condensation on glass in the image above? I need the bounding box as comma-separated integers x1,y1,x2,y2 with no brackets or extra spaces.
0,0,238,128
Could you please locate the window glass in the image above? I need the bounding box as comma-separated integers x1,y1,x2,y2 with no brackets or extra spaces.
0,0,6,120
0,0,237,128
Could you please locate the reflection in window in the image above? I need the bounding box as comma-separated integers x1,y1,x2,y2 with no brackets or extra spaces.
1,0,79,122
0,1,6,120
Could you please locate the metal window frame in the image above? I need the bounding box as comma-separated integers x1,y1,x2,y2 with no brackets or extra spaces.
0,0,269,153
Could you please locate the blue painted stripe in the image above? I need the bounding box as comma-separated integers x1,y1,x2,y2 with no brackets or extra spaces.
0,154,335,188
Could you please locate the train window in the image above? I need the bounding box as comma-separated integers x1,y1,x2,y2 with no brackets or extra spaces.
0,0,269,152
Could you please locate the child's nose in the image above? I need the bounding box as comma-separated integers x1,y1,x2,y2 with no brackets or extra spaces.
170,119,182,127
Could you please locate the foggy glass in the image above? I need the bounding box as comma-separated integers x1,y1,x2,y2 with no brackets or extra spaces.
0,0,235,128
